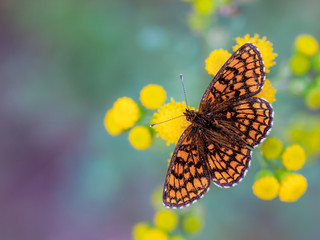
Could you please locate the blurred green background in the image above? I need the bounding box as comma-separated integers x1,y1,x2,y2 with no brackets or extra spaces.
1,0,320,239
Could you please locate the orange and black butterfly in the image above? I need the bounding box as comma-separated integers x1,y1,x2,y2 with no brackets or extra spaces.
163,43,273,208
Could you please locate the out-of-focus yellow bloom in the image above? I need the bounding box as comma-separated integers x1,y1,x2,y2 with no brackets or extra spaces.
133,222,150,240
305,86,320,109
205,49,231,76
194,0,215,15
181,213,203,234
261,137,283,160
140,84,166,110
112,97,140,129
281,144,306,170
252,171,280,200
233,34,277,73
278,173,308,202
170,236,186,240
142,229,169,240
255,79,276,104
152,98,195,145
295,34,319,57
290,55,310,75
128,126,152,150
104,109,123,135
154,210,178,232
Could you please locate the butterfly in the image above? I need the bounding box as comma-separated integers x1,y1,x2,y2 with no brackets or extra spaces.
163,43,273,208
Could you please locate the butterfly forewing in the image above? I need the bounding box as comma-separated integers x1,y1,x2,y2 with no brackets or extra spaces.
163,126,211,208
199,43,265,113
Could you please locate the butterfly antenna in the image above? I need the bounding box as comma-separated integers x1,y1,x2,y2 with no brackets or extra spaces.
180,74,189,109
150,115,185,128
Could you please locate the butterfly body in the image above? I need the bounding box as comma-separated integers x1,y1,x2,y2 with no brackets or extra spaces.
163,43,273,208
184,109,215,129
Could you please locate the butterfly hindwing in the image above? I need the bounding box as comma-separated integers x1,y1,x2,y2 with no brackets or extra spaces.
203,140,251,188
226,97,273,147
163,126,211,208
199,43,265,112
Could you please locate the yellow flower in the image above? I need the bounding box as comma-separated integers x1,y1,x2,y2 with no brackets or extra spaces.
112,97,140,130
181,213,203,234
252,175,280,201
170,236,186,240
233,34,277,73
133,222,150,240
142,229,169,240
205,49,231,76
295,34,319,57
279,173,308,202
140,84,166,110
128,126,152,150
104,109,123,136
194,0,215,15
255,79,276,104
290,55,310,75
305,86,320,109
154,210,178,232
152,98,194,145
261,137,283,160
281,144,306,170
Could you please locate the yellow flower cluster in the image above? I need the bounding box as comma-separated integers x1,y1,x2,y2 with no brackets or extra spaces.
290,34,316,74
104,97,139,135
233,34,277,73
104,84,168,150
133,187,203,240
204,34,277,103
152,98,194,145
253,170,308,202
254,137,308,202
289,34,320,110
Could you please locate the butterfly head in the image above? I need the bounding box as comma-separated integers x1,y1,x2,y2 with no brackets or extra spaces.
184,108,196,122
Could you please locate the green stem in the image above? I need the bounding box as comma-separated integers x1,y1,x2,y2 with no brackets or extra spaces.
264,158,281,171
